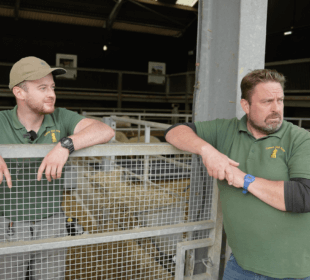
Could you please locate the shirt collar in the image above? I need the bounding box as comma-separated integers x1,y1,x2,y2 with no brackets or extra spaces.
11,105,55,130
12,106,24,130
238,114,287,139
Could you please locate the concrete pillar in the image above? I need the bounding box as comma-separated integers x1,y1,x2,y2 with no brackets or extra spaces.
193,0,268,122
191,0,268,277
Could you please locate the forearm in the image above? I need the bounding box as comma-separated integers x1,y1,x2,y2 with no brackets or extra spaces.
165,125,214,156
70,121,115,151
247,178,285,211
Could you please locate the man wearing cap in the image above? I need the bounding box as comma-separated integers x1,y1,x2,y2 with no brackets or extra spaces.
165,69,310,279
0,57,115,279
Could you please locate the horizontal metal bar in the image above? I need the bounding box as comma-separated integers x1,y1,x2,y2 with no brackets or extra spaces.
116,128,165,131
285,96,310,100
0,143,190,158
177,238,214,251
184,274,211,280
150,155,192,169
0,62,195,77
0,220,215,255
84,112,192,117
56,87,118,92
122,90,166,94
0,92,193,103
285,90,310,94
265,58,310,66
132,0,198,12
284,117,310,121
284,101,310,108
111,116,171,129
168,71,195,77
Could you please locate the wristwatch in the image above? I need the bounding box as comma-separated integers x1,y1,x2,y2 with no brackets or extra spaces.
60,137,74,154
243,174,255,194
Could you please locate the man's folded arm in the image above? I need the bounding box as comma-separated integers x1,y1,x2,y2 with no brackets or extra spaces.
166,124,310,214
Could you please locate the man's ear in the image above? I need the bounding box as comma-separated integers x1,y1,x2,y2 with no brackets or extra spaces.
12,86,26,101
240,99,250,114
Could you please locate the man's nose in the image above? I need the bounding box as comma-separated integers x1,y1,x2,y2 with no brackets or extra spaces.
47,87,56,98
271,101,282,112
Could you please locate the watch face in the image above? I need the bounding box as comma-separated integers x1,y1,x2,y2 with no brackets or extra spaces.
63,139,70,145
245,175,255,182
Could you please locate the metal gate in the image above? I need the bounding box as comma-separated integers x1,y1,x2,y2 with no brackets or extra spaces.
0,143,221,280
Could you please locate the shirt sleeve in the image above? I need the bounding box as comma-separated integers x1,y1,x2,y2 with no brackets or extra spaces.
164,123,196,138
287,127,310,180
59,108,85,136
194,118,239,152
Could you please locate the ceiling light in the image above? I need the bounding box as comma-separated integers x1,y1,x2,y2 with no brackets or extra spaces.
103,45,108,51
176,0,198,7
284,31,292,36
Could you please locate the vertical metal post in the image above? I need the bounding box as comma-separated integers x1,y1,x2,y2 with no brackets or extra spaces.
166,75,170,98
298,119,302,127
117,72,123,109
138,115,141,142
144,125,150,144
143,125,151,190
186,73,191,114
205,181,223,279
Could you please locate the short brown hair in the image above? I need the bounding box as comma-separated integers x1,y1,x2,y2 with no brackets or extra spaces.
15,80,28,92
241,69,285,103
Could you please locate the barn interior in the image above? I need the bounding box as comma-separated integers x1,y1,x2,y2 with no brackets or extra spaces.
0,0,309,122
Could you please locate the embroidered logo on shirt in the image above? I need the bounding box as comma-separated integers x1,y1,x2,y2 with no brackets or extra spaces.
266,146,285,158
44,130,60,142
51,132,57,142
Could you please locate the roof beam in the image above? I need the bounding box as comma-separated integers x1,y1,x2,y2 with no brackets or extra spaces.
174,14,197,37
129,0,186,27
134,0,197,12
106,0,126,31
14,0,20,20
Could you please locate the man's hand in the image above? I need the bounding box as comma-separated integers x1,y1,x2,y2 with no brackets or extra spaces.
200,145,239,185
0,156,12,188
37,144,69,182
229,166,246,188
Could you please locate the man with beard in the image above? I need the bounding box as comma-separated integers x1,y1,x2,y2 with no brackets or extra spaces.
0,56,115,279
165,69,310,279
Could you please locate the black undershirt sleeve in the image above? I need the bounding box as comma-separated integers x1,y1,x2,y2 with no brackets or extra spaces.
284,178,310,213
164,123,197,138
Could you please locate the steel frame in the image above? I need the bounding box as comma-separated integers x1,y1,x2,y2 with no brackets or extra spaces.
0,143,216,279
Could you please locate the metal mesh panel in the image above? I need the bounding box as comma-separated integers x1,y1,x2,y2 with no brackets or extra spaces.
0,146,214,279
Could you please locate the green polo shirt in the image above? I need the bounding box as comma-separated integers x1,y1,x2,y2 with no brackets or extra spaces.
0,106,85,221
195,115,310,279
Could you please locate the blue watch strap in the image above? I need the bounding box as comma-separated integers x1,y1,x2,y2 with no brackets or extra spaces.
243,174,255,194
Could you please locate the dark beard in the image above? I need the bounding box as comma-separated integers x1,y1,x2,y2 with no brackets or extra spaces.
247,114,282,135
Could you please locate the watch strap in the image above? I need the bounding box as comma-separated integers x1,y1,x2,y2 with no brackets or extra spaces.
60,137,74,154
243,174,255,194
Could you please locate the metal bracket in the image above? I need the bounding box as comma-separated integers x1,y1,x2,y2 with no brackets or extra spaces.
202,257,213,268
175,238,214,280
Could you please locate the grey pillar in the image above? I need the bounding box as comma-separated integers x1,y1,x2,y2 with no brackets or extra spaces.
190,0,268,278
193,0,267,122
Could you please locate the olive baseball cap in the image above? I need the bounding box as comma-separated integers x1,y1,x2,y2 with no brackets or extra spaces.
9,56,66,90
